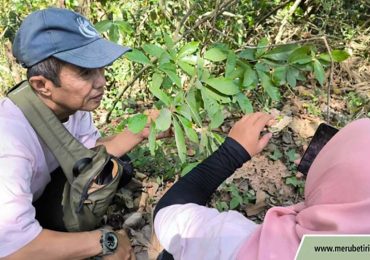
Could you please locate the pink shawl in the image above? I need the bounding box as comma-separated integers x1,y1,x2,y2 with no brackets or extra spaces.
237,118,370,259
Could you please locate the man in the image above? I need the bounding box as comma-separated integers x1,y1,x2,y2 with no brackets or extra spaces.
0,7,146,259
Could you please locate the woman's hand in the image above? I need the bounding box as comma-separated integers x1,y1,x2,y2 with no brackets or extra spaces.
228,112,274,157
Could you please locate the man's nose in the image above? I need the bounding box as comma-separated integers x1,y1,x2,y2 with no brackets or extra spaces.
93,68,106,89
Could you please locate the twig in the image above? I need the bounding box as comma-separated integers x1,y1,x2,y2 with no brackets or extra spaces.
275,0,302,43
209,26,239,46
253,0,291,29
321,36,334,123
236,36,325,51
103,65,150,124
183,0,238,37
174,1,199,41
0,27,8,39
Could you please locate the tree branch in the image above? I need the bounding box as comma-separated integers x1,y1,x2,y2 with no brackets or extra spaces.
275,0,302,43
321,36,334,123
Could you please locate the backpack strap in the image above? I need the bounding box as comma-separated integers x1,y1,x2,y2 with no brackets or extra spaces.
8,81,96,184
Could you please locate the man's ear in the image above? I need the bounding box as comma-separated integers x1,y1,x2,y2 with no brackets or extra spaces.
29,75,54,97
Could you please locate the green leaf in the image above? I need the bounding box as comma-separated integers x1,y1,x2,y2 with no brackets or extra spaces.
204,77,240,95
209,110,224,129
178,41,199,58
287,67,299,88
180,55,199,65
255,37,269,57
257,71,281,101
115,21,133,34
269,149,283,161
228,65,244,80
263,44,298,61
201,89,224,129
125,49,151,65
199,131,208,154
216,201,229,211
155,108,172,131
202,86,231,103
272,66,287,86
208,136,218,152
173,117,187,163
319,50,350,63
158,51,172,65
186,88,202,126
108,24,119,43
288,46,312,64
127,114,148,134
230,196,241,209
225,52,236,78
318,53,331,62
235,93,253,113
177,61,195,76
143,44,165,58
204,47,227,62
254,62,269,72
177,115,199,143
94,20,112,32
148,122,156,156
331,50,350,62
201,89,220,116
199,67,211,82
149,73,171,106
242,64,258,89
313,59,325,86
181,162,199,176
176,104,192,121
238,48,255,61
161,68,181,88
285,149,297,162
286,176,305,187
164,33,174,49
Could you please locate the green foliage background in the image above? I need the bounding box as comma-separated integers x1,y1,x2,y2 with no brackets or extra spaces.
0,0,367,180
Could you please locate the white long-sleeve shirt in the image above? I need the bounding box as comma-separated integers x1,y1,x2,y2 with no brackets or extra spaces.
0,97,100,257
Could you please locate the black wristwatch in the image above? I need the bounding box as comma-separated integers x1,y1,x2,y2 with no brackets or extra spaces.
98,229,118,256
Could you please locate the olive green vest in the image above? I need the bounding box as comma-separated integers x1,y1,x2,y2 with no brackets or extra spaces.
8,81,123,232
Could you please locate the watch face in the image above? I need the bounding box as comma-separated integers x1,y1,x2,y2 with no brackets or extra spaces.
105,232,118,251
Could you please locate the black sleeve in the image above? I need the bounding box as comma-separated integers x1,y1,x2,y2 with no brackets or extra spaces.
153,137,251,218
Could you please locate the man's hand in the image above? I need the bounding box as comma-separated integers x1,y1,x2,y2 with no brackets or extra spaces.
140,109,172,140
104,230,135,260
228,112,274,157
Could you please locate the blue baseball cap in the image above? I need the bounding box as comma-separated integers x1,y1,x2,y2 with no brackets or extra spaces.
12,8,131,68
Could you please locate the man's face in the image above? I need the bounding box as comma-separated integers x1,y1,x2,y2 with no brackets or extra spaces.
50,64,106,114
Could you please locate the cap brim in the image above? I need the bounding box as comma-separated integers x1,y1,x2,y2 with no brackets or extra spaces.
53,38,131,68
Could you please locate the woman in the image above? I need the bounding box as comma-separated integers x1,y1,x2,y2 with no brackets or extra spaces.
153,112,370,259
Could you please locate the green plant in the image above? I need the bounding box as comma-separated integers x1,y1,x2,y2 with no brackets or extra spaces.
269,148,283,161
215,183,256,211
121,36,349,164
286,175,305,195
346,92,364,114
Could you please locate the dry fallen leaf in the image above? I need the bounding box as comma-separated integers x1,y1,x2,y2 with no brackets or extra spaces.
289,118,321,139
245,190,268,216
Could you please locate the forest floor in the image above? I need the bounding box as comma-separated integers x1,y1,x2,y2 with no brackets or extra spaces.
97,52,370,260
